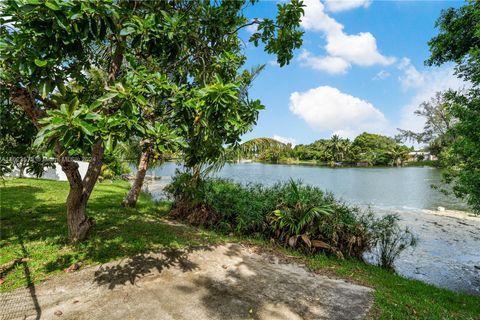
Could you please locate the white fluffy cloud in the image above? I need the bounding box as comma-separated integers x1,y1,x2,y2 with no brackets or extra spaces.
298,50,350,74
273,135,297,147
398,58,425,90
289,86,388,138
325,32,395,66
299,0,394,74
301,0,343,34
324,0,372,12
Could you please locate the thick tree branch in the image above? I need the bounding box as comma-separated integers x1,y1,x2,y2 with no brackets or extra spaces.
230,19,260,35
82,140,104,201
107,43,124,83
9,86,46,129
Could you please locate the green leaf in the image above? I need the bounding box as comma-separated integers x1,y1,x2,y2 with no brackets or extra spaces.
78,120,95,136
105,135,113,151
33,134,45,148
34,59,48,67
89,100,102,110
44,0,60,11
0,39,8,50
84,113,101,121
70,13,82,20
97,92,118,102
135,95,147,105
119,27,135,36
56,80,66,95
40,80,50,99
68,97,79,114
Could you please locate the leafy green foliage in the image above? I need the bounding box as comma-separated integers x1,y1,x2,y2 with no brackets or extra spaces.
0,0,306,216
166,173,415,262
397,91,457,157
267,179,333,243
440,90,480,213
0,89,54,177
426,1,480,84
229,137,289,163
239,133,411,167
174,74,264,177
427,1,480,214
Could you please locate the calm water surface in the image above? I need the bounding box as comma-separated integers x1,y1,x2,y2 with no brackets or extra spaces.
148,162,465,211
145,162,479,294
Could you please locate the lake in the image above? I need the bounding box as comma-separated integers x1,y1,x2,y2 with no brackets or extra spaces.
147,162,465,211
144,162,480,295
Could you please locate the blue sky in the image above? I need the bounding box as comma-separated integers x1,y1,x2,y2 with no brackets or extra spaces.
238,0,467,145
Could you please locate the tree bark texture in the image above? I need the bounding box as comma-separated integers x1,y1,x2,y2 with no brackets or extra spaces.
122,150,151,208
56,141,104,242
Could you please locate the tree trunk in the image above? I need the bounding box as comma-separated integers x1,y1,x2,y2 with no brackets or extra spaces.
57,141,104,242
10,41,122,243
122,150,151,208
65,183,94,243
18,163,25,178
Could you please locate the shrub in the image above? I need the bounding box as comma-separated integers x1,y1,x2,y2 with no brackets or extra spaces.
166,172,416,265
166,172,267,233
371,214,418,270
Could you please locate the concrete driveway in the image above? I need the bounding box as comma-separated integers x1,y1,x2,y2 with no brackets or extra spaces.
0,244,373,320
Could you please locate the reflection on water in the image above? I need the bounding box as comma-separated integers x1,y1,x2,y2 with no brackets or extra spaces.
148,162,466,211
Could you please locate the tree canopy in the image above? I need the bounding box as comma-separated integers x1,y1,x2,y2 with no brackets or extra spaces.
427,0,480,214
0,0,305,240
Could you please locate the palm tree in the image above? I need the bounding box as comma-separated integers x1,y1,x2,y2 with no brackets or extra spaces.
235,137,288,163
326,135,350,163
388,145,409,167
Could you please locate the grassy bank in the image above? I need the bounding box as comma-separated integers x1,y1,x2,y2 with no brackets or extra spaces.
0,178,479,319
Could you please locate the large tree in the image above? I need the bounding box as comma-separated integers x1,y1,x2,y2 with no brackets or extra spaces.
121,1,305,205
397,91,457,157
427,0,480,213
0,0,304,240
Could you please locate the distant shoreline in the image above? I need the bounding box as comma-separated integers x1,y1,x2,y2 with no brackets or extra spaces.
236,159,439,169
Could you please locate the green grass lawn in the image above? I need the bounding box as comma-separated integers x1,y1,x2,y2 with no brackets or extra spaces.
1,178,479,319
0,178,222,293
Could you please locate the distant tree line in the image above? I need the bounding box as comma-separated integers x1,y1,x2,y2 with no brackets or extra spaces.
236,133,413,167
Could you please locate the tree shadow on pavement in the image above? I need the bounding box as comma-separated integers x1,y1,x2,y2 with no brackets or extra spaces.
184,245,371,320
93,246,213,290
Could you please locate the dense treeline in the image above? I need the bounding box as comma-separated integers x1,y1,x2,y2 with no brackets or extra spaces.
240,132,413,167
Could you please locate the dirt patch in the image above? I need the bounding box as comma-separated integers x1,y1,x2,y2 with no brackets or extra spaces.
0,244,374,320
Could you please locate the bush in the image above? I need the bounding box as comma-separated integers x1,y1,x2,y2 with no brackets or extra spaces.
166,172,416,264
372,214,417,270
165,172,267,233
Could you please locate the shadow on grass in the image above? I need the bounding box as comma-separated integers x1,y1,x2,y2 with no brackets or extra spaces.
0,179,208,291
0,233,42,320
